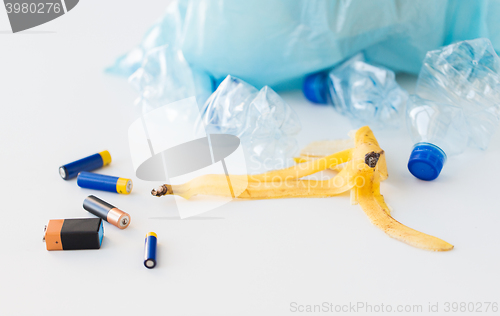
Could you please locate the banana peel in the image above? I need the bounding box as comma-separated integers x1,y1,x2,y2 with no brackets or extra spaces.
151,148,353,199
152,126,453,252
299,138,355,158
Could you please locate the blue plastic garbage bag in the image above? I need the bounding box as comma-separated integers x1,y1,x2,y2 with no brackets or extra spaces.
107,0,500,90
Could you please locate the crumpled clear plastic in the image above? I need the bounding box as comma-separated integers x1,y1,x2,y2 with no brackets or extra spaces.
199,75,301,173
106,2,187,77
107,0,500,91
304,53,408,130
129,45,214,113
410,38,500,150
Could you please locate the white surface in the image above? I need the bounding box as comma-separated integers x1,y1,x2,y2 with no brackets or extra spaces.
1,2,500,316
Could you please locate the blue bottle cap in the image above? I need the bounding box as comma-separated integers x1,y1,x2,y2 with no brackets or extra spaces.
303,72,329,104
408,142,447,181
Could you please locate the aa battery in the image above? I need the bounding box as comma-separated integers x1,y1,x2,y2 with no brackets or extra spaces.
77,171,133,194
44,218,104,251
144,232,157,269
83,195,130,229
59,150,111,180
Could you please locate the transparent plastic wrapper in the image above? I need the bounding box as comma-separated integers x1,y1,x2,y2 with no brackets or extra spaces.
108,0,500,90
407,38,500,180
303,53,408,129
199,76,301,173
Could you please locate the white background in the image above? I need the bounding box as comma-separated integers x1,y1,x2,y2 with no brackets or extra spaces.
1,1,499,315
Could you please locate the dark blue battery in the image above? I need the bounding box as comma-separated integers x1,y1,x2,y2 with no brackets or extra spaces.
77,172,133,194
59,151,111,180
144,232,157,269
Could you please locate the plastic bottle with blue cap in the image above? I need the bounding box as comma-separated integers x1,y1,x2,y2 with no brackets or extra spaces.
406,95,468,181
406,38,500,181
302,53,408,130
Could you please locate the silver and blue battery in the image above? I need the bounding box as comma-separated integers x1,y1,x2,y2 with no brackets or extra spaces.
83,195,130,229
144,232,157,269
77,172,133,195
59,151,111,180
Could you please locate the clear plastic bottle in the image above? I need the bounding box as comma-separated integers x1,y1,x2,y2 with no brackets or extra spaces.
407,38,500,181
128,45,215,113
302,53,407,129
406,96,469,181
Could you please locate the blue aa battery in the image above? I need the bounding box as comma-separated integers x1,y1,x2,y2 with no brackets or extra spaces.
77,172,133,194
59,151,111,180
144,232,157,269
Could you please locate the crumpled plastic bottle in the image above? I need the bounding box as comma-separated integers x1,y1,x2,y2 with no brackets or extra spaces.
199,75,301,173
128,45,214,113
407,38,500,180
125,45,300,173
302,53,408,129
106,2,187,77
